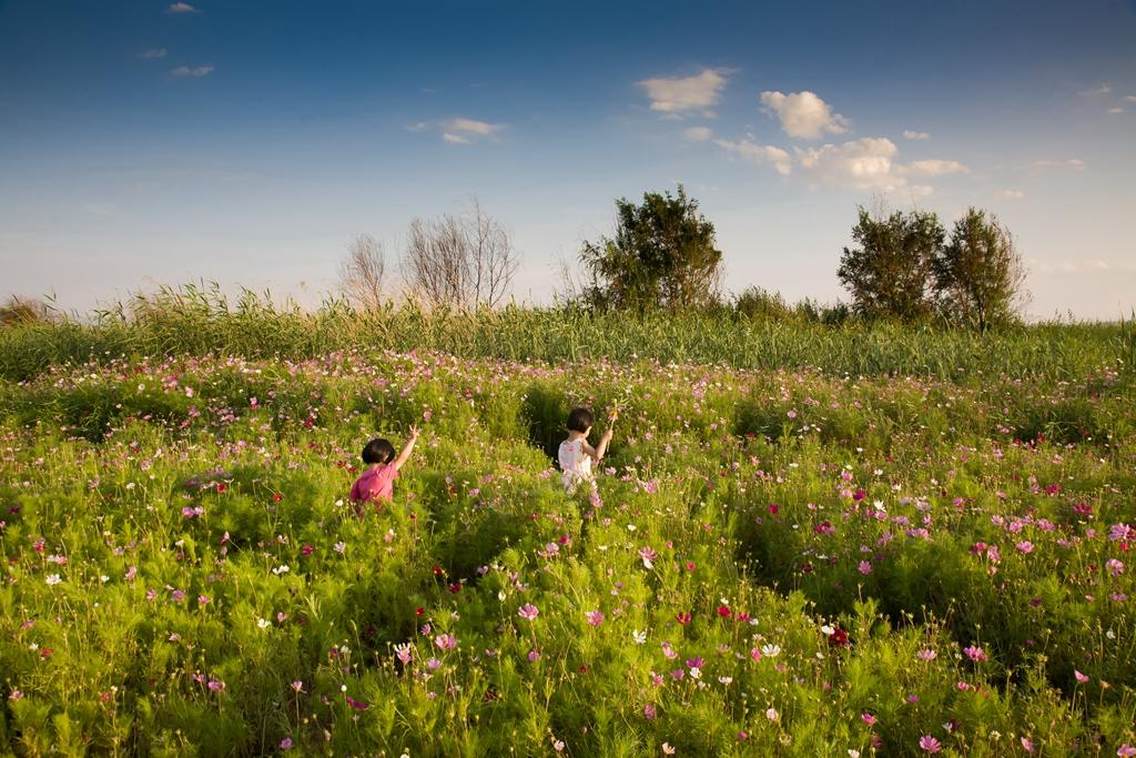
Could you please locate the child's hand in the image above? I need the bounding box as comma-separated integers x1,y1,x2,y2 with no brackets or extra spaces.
608,407,620,423
408,424,421,440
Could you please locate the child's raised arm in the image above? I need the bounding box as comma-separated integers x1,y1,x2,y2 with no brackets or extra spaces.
590,408,617,462
392,425,421,471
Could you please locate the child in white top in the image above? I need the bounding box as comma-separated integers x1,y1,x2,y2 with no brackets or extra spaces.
558,406,616,492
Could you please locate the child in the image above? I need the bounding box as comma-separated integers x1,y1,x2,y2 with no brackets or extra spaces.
558,407,616,493
350,425,419,509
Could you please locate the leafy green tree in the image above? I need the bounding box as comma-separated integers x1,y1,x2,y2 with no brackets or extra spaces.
933,207,1027,332
580,185,723,310
837,206,944,321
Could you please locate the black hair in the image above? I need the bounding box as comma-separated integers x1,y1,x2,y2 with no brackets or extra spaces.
362,438,396,465
566,407,594,433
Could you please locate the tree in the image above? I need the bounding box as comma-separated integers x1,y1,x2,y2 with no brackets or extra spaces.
580,185,723,311
339,233,386,310
403,200,519,309
933,208,1027,331
837,206,944,321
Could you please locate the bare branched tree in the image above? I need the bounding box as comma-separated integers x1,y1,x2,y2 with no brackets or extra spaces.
339,234,386,311
402,200,519,309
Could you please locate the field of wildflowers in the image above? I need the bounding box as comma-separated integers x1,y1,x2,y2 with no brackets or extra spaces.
1,348,1134,755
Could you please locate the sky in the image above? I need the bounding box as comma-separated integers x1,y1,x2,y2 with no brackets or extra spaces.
1,0,1134,319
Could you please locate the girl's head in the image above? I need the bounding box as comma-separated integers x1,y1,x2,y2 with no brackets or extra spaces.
362,438,396,465
567,407,594,435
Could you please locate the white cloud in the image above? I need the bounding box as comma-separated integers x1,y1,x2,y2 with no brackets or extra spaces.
444,117,501,136
1126,95,1136,103
714,138,793,175
170,65,213,78
140,48,168,59
1078,82,1112,96
759,90,849,139
1107,107,1126,114
902,130,930,140
683,126,713,142
900,159,969,177
795,137,902,190
167,2,198,13
410,117,504,144
997,189,1025,200
1032,159,1086,170
638,68,728,115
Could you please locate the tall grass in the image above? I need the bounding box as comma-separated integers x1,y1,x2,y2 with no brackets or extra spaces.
0,284,1131,382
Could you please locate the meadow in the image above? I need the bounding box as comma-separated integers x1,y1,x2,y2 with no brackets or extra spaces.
1,302,1135,755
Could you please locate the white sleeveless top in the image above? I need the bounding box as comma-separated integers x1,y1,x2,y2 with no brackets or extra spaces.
558,438,594,492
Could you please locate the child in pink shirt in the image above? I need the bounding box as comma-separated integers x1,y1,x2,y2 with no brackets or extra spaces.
350,425,419,510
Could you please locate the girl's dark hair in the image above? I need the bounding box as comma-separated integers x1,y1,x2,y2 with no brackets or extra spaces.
567,407,594,433
362,438,396,464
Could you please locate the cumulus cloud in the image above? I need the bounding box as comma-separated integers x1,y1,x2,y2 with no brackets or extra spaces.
795,137,901,190
167,2,198,13
683,126,714,142
714,138,793,175
410,117,504,144
902,130,930,140
900,159,970,177
1078,82,1112,96
638,68,728,115
140,48,168,59
759,90,849,139
1032,159,1086,170
170,65,213,78
997,189,1025,200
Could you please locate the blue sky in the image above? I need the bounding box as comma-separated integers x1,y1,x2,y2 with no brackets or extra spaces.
2,0,1134,318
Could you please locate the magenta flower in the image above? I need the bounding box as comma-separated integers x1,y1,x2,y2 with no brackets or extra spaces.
1109,523,1132,542
1074,670,1089,683
1016,540,1034,554
638,546,658,569
916,648,937,661
1118,744,1136,757
517,603,539,621
861,712,877,726
585,610,604,627
394,644,413,665
643,703,657,720
207,678,225,692
919,735,942,753
963,644,988,662
280,737,293,750
1021,737,1035,753
858,560,873,575
527,649,541,662
1107,558,1125,577
434,633,458,651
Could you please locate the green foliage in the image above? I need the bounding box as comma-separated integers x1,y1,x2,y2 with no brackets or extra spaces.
838,206,945,322
580,185,723,311
934,207,1028,332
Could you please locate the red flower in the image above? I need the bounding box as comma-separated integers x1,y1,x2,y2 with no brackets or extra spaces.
415,607,426,617
448,582,462,594
345,695,369,710
215,482,227,494
768,504,780,515
716,605,732,619
432,564,445,577
684,561,696,571
272,492,283,503
829,627,849,647
675,612,692,626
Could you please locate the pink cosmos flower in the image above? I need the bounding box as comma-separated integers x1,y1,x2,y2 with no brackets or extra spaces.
1016,541,1034,554
638,546,657,569
861,712,877,726
1109,523,1131,542
662,641,678,659
394,644,412,665
585,610,605,627
1074,670,1089,683
280,738,293,750
1118,744,1136,757
858,560,873,575
518,603,539,621
919,735,941,753
963,645,987,662
207,678,225,692
528,649,541,662
1021,737,1035,753
643,703,657,720
916,648,937,661
1107,559,1125,577
434,633,458,651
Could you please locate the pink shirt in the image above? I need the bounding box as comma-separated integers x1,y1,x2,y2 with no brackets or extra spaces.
350,464,398,504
